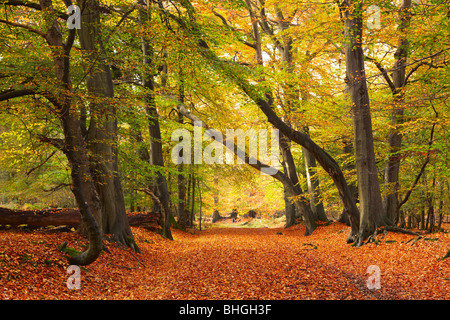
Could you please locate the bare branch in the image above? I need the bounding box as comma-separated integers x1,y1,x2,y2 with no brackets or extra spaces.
37,135,66,152
26,150,58,176
177,103,279,176
210,9,256,49
366,48,450,83
0,18,46,37
2,0,42,10
365,55,396,94
43,182,71,193
398,122,436,209
404,56,446,86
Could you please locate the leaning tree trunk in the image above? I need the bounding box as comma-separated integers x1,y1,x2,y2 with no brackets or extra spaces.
338,139,358,225
0,207,160,229
340,0,391,245
77,0,139,251
280,132,307,227
245,0,307,227
177,104,318,235
169,10,360,241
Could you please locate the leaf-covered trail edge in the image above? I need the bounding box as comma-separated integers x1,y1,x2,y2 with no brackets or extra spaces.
1,222,449,299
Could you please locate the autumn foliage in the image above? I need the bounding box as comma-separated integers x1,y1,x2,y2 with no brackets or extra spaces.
1,221,448,300
0,0,449,302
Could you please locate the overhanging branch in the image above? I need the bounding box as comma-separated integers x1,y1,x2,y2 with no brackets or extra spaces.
0,18,47,38
0,89,36,101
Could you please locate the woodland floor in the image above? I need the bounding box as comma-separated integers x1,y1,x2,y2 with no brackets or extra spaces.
0,218,449,300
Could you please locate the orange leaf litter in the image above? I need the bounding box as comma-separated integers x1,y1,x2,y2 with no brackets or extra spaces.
0,222,448,300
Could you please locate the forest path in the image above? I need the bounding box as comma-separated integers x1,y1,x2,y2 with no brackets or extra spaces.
1,221,448,299
137,223,450,300
143,225,382,299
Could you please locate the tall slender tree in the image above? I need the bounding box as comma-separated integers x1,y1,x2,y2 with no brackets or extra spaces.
339,0,391,244
139,0,173,240
364,0,412,224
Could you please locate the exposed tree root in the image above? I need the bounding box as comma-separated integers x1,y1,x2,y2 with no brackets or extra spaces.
381,226,421,236
355,225,422,247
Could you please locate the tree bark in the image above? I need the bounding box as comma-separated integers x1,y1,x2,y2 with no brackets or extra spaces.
0,208,80,228
302,128,327,221
36,0,103,265
279,133,307,227
427,177,436,233
340,0,390,245
77,0,139,251
146,99,173,240
281,158,297,226
177,79,189,230
383,0,412,223
140,2,173,239
190,173,196,227
338,140,358,225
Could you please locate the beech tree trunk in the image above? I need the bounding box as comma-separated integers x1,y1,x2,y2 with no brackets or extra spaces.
36,0,103,265
140,1,173,240
60,109,104,265
383,0,412,223
245,0,307,227
302,128,327,222
177,79,189,230
280,133,306,227
340,0,391,244
254,98,360,240
77,0,139,251
338,140,358,225
0,208,80,228
281,159,297,225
